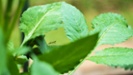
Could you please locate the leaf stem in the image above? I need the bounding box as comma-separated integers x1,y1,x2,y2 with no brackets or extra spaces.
20,38,27,47
3,0,13,31
0,0,4,28
5,0,26,43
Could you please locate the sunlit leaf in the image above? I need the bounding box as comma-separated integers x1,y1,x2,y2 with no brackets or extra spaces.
88,47,133,70
60,2,88,41
91,13,128,31
97,23,133,45
20,2,88,46
90,13,133,45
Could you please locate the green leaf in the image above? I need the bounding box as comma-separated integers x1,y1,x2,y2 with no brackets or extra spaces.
91,13,128,31
97,23,133,45
14,46,30,56
7,55,20,75
20,73,30,75
15,55,28,65
2,55,20,75
88,47,133,70
90,13,133,45
20,2,88,46
39,33,98,73
0,29,6,74
22,35,49,55
60,2,88,41
33,35,49,53
20,2,61,46
31,58,59,75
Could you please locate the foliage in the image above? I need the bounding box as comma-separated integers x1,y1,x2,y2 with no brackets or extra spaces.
20,2,88,46
38,33,98,73
87,13,133,71
0,1,133,75
90,13,133,46
31,57,59,75
0,29,6,74
88,47,133,70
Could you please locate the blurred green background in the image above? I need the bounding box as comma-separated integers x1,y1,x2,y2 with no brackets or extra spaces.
10,0,133,47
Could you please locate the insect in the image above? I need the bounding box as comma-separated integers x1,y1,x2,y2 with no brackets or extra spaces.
48,41,56,44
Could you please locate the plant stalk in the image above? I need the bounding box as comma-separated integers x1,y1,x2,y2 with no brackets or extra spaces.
3,0,13,31
0,0,4,28
5,0,26,43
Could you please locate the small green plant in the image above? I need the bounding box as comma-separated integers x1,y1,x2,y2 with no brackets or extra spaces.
0,1,133,75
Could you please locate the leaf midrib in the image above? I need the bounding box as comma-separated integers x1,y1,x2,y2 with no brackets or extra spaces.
21,5,54,46
97,24,116,46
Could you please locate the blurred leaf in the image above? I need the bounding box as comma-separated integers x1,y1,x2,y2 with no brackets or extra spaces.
7,55,20,75
23,35,49,55
31,58,59,75
8,41,15,51
14,46,30,56
60,2,88,41
20,2,88,46
34,35,49,53
0,29,6,74
97,23,133,45
88,47,133,70
1,68,10,75
90,13,133,45
39,33,98,73
20,73,30,75
91,13,128,31
15,55,28,65
7,41,30,56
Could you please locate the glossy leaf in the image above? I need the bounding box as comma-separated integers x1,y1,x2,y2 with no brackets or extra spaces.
88,47,133,70
39,33,98,73
20,2,88,46
31,58,59,75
